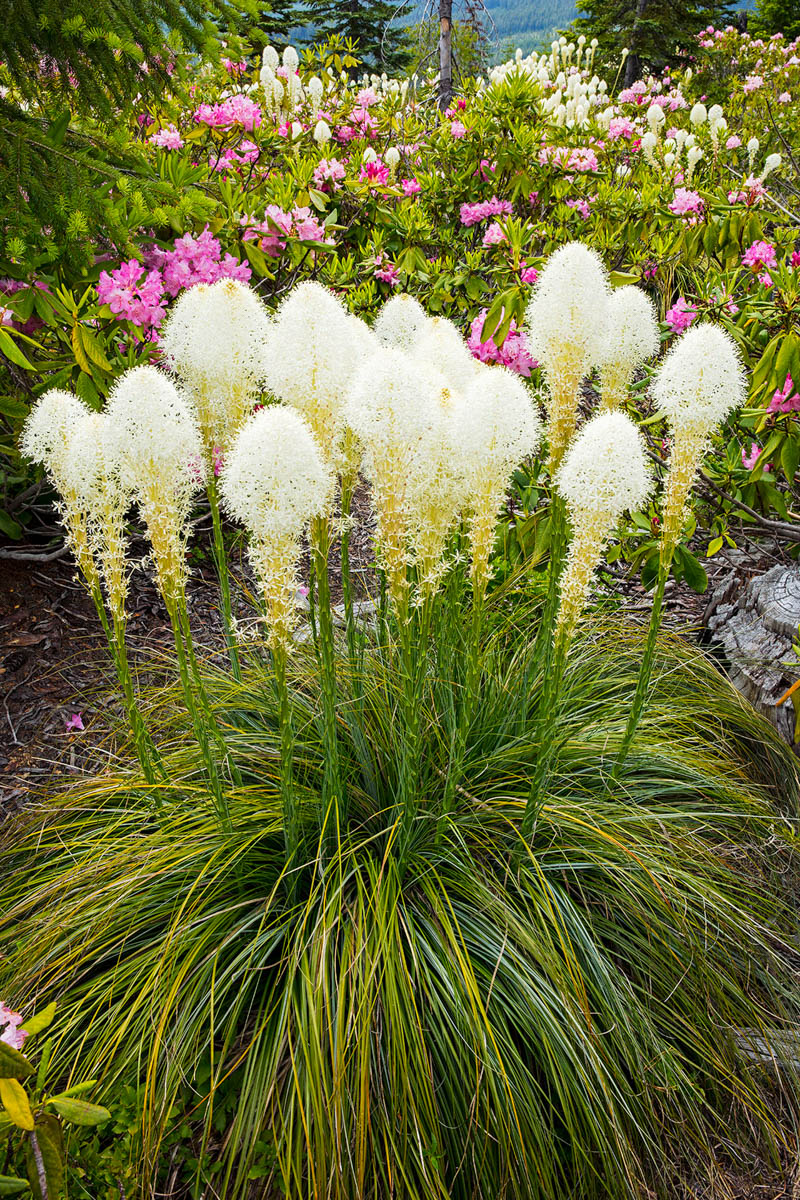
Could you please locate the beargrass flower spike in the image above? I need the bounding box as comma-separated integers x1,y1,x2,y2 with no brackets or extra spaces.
221,405,334,868
159,278,272,456
372,292,429,354
521,410,652,842
614,324,746,779
599,286,660,411
525,241,611,468
105,366,204,612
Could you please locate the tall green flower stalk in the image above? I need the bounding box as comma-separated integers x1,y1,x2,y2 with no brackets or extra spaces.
19,391,161,787
220,405,334,868
613,325,747,777
207,473,241,681
309,514,345,842
521,411,652,843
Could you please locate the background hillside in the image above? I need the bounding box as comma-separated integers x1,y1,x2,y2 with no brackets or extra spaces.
482,0,577,55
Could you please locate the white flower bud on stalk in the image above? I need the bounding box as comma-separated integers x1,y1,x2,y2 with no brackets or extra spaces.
555,411,652,639
373,293,429,353
21,390,102,589
599,286,659,409
761,152,781,179
160,279,272,456
459,370,542,594
262,46,279,72
690,102,707,125
220,406,332,649
105,366,205,607
313,119,331,145
525,241,611,467
651,324,745,560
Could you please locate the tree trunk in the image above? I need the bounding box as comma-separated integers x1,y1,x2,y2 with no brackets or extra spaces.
439,0,453,109
624,0,648,87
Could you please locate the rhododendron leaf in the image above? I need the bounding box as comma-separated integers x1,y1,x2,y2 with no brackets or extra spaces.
241,241,272,278
69,326,92,376
19,1004,55,1041
49,1097,110,1126
0,1176,30,1195
0,1044,33,1080
77,326,112,373
24,1115,63,1200
0,1079,34,1130
706,536,724,557
308,189,328,212
0,329,33,371
608,270,639,288
781,439,799,486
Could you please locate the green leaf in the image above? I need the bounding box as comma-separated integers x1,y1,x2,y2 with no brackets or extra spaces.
608,269,639,288
48,1098,110,1126
677,547,708,594
0,329,34,371
706,536,724,557
0,1177,30,1195
47,108,71,147
19,1005,55,1042
0,511,23,540
0,1078,34,1130
0,1043,34,1081
781,438,799,486
76,326,112,373
25,1116,64,1200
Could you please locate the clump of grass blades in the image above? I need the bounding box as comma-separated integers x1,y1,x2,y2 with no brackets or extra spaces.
1,599,799,1200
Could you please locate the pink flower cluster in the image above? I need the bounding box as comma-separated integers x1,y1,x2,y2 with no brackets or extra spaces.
194,95,262,131
214,141,259,173
97,260,167,327
360,159,390,186
665,296,697,334
450,120,467,138
608,117,636,139
467,310,536,377
0,1003,27,1052
459,196,513,227
149,124,184,149
768,374,800,414
566,196,595,220
243,205,326,256
147,230,251,297
742,240,777,270
728,176,766,206
97,230,251,328
313,158,346,189
538,146,599,172
373,253,400,286
401,178,421,197
669,188,704,218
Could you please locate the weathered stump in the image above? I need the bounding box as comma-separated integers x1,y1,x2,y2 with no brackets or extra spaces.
705,563,800,747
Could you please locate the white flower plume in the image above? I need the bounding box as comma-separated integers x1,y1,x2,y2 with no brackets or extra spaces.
220,405,333,542
651,324,746,438
262,281,377,458
159,279,272,453
600,286,660,408
373,293,429,353
220,406,333,648
525,241,611,377
20,389,89,484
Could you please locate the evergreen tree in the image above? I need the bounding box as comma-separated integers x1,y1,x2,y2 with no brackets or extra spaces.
315,0,413,72
750,0,800,40
573,0,735,85
0,0,251,263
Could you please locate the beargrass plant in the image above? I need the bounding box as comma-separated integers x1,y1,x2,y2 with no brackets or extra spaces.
3,244,800,1200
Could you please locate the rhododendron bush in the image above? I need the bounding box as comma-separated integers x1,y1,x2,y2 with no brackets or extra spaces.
0,27,799,549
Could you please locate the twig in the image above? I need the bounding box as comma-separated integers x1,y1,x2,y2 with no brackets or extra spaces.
28,1130,48,1200
0,543,69,562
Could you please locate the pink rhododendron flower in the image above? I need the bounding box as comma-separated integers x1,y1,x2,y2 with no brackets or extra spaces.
65,712,84,732
608,116,636,139
373,254,400,286
313,158,346,189
194,95,261,131
482,222,507,248
790,251,800,268
778,91,791,103
223,58,248,75
97,260,167,328
467,309,536,376
618,81,649,104
741,442,771,470
743,75,764,92
242,205,293,256
147,229,251,296
0,1004,27,1051
149,124,184,149
768,374,800,413
519,262,538,284
356,87,378,107
669,188,704,217
292,206,326,243
665,296,697,333
0,305,13,326
336,125,355,143
565,197,593,220
359,159,390,186
401,177,421,196
450,120,467,138
459,197,513,226
742,240,777,270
